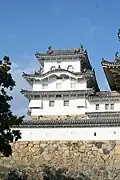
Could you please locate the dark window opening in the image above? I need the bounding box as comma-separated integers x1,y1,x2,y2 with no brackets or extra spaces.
57,76,62,79
105,104,109,110
95,104,99,110
49,101,54,107
64,76,69,79
110,104,114,110
56,95,62,98
34,95,40,99
64,100,69,106
94,132,96,136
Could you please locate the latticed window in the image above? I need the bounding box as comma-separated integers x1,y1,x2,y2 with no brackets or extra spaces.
110,104,114,110
95,104,99,110
34,95,40,99
64,100,69,106
105,104,109,110
42,84,48,89
49,101,54,107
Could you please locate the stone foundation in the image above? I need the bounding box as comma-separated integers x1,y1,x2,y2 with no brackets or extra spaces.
31,114,87,120
1,141,120,179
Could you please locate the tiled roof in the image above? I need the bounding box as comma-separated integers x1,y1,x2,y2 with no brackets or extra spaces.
89,91,120,98
21,89,94,96
86,111,120,118
35,48,86,57
101,59,120,67
13,118,120,128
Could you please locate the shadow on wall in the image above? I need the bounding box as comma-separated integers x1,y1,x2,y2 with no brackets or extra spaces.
0,165,91,180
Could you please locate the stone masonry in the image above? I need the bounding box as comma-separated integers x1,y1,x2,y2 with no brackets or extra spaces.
1,141,120,179
31,114,87,120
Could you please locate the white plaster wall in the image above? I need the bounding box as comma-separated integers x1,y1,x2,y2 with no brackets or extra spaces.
43,60,80,73
31,98,86,116
32,76,87,91
29,97,120,116
87,99,120,112
12,127,120,141
33,83,42,91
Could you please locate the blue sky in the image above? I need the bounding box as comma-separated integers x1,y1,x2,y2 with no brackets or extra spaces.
0,0,120,117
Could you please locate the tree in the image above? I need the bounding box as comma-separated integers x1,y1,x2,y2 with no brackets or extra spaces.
0,56,24,157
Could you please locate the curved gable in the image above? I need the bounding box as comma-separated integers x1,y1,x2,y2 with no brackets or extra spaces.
35,68,82,80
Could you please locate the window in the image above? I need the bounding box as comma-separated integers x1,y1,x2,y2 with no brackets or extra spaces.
49,101,54,107
57,61,61,64
56,95,62,99
64,100,69,106
71,77,75,81
67,65,74,71
50,66,56,71
64,76,69,79
94,132,96,136
110,104,114,110
56,76,62,79
105,104,109,110
95,104,99,110
32,107,40,109
34,95,40,99
56,83,62,89
71,83,76,88
42,84,48,89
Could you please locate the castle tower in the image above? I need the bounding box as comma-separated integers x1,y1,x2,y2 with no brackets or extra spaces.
21,46,99,120
101,54,120,91
84,54,120,120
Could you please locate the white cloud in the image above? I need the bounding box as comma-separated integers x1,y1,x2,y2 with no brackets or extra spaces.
10,55,39,119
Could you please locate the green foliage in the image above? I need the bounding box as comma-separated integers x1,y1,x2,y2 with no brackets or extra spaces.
4,169,28,180
3,166,91,180
0,56,24,157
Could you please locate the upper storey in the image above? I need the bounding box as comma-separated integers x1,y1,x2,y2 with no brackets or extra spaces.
35,45,92,73
101,53,120,91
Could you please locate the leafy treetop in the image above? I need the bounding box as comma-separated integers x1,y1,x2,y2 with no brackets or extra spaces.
0,56,24,157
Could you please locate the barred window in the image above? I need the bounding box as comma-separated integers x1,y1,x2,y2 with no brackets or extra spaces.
110,104,114,110
64,100,69,106
105,104,109,110
49,101,54,107
95,104,99,110
42,84,48,89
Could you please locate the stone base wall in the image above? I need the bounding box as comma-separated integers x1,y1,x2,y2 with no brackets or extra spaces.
31,114,87,120
1,141,120,179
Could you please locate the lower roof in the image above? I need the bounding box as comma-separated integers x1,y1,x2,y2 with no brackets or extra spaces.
86,111,120,118
21,89,94,99
13,118,120,128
